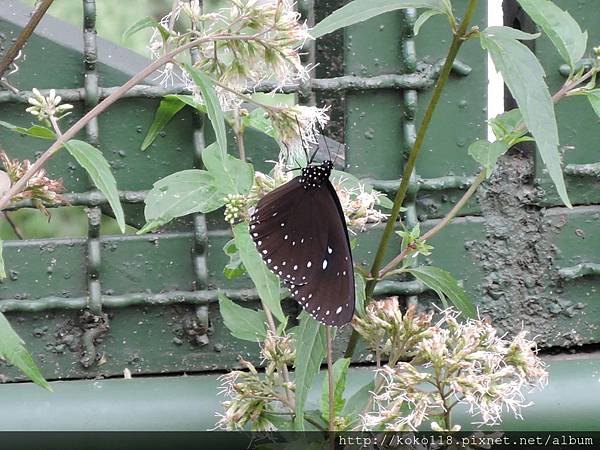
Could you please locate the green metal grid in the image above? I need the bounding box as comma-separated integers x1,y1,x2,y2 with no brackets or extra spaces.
0,0,487,380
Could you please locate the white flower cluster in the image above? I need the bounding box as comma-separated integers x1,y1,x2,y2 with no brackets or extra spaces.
214,332,295,431
26,88,73,122
355,304,548,431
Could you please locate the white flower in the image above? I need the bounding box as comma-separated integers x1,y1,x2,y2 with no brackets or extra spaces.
25,88,73,121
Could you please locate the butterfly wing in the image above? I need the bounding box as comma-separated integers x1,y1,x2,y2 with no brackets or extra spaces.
249,177,355,326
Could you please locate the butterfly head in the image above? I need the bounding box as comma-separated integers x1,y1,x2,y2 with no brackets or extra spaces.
299,160,333,190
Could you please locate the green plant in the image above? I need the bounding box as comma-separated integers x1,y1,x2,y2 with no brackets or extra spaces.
0,0,597,432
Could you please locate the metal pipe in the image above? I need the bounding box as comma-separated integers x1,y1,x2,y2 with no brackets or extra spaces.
0,352,596,431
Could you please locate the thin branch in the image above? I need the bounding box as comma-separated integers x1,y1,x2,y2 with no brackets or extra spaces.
0,0,55,79
325,326,335,433
378,169,486,278
0,33,264,212
261,304,296,410
3,212,24,239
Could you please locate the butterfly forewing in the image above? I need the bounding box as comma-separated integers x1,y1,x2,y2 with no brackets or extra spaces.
249,171,355,327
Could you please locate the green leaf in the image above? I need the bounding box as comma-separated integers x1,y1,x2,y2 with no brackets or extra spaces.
141,169,224,232
312,0,451,38
64,140,126,233
293,312,327,430
483,26,540,41
354,273,366,318
330,170,393,209
223,239,246,280
218,293,267,342
517,0,587,69
167,94,207,113
123,16,170,42
242,108,275,138
468,140,510,178
407,266,476,318
320,358,351,422
202,142,254,196
141,96,186,151
183,65,227,158
584,89,600,119
0,239,5,280
0,121,56,140
233,223,285,323
414,9,442,36
0,312,51,390
342,379,374,423
481,27,571,208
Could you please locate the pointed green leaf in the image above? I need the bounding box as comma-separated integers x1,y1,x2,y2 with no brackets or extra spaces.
312,0,451,38
342,379,374,424
414,10,442,36
168,94,207,113
202,142,254,195
141,96,186,151
517,0,587,69
223,239,246,280
0,121,55,140
141,169,224,232
320,358,351,422
0,312,51,390
407,266,476,318
468,140,510,178
584,89,600,119
293,312,327,430
64,140,125,233
183,65,227,158
123,16,170,42
218,293,267,342
242,108,275,138
481,26,571,208
233,223,285,323
354,273,366,317
0,239,5,280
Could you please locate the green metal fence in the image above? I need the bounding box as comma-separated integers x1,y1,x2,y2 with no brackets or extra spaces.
0,0,598,399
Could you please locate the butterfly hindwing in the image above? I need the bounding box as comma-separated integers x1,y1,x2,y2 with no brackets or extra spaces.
249,170,355,327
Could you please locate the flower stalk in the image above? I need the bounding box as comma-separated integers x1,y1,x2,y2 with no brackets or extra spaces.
345,0,480,359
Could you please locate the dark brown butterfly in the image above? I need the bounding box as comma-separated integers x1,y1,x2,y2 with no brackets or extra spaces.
249,160,355,326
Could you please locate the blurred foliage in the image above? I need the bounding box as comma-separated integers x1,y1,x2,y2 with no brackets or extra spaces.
8,0,287,240
0,207,135,240
22,0,229,55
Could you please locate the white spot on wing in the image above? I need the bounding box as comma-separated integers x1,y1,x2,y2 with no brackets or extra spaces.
322,259,328,270
336,306,342,314
328,246,333,254
307,261,312,268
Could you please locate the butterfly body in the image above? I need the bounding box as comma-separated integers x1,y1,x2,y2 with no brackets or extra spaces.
249,160,355,327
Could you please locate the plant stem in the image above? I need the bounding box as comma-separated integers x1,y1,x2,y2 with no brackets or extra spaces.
3,212,24,239
379,168,485,278
262,303,295,409
0,33,260,212
233,109,247,161
325,326,335,433
344,0,480,359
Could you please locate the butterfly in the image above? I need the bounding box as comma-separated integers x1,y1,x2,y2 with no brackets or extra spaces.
249,159,355,327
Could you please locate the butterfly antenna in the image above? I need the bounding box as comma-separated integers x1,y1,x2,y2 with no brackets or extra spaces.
282,141,302,172
332,141,344,167
318,122,333,163
294,115,312,164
